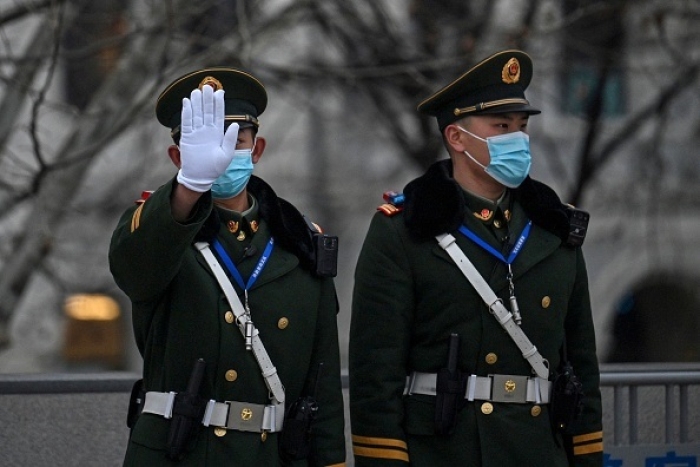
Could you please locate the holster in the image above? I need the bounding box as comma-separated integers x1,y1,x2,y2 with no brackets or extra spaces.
550,361,584,434
434,368,467,436
126,379,145,430
279,395,318,461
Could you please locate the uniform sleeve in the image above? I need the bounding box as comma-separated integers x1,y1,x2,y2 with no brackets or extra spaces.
309,277,347,466
564,248,604,466
349,213,414,466
108,178,212,303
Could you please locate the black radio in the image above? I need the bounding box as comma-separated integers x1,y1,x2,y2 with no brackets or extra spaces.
565,205,590,247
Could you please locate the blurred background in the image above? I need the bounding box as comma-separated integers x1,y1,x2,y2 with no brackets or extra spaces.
0,0,699,376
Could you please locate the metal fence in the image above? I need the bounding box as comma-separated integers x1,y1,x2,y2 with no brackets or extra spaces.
600,363,700,446
1,364,699,466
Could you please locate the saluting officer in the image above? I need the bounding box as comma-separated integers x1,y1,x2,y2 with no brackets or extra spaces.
349,50,603,466
109,67,346,466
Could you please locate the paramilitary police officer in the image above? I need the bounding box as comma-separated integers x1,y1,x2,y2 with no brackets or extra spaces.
349,50,603,466
109,67,346,466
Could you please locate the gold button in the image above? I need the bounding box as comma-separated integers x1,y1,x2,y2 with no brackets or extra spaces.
531,405,542,417
485,353,498,365
214,427,227,437
278,317,289,330
481,402,493,415
237,231,246,241
225,311,234,323
542,296,551,308
493,220,502,228
261,431,268,442
225,369,238,382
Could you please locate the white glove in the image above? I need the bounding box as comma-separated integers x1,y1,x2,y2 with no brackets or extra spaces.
177,85,239,192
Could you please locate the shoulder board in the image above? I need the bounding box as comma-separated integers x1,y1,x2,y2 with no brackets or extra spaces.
377,190,405,216
135,190,154,205
377,203,403,216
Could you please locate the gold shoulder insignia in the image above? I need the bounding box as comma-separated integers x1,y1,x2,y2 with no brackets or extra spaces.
377,203,403,217
135,190,154,205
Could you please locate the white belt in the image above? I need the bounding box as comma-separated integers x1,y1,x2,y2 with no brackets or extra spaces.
405,371,551,404
142,391,285,433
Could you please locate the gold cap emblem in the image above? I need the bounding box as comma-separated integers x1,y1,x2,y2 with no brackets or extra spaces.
199,76,223,91
502,58,521,84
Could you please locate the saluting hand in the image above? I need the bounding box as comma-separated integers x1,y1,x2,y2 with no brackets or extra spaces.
176,85,239,192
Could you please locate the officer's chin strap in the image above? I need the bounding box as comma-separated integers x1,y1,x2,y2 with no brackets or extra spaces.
436,233,549,379
195,241,286,412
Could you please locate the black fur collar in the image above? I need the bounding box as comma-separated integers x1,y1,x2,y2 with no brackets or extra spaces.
196,175,315,270
403,159,570,241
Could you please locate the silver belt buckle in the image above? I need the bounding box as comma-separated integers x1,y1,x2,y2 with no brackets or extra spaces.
490,375,529,403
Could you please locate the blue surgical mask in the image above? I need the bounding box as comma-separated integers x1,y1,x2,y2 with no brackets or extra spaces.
457,126,532,188
211,148,254,199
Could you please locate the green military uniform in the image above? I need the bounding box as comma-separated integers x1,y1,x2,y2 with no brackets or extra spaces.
349,51,603,466
109,68,346,467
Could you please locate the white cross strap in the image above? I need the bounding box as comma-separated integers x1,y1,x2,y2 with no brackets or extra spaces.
195,241,286,404
436,233,549,379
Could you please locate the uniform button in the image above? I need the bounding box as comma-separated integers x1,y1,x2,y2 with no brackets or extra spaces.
225,369,238,382
214,427,227,437
278,317,289,329
481,402,493,415
493,220,502,228
261,431,268,442
541,296,551,308
531,405,542,417
225,311,235,323
485,353,498,365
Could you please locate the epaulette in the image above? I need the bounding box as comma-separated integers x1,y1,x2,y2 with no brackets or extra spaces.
135,190,154,205
377,191,404,217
